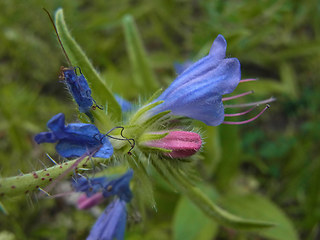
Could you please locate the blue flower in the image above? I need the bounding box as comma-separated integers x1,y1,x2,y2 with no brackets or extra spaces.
87,199,127,240
151,35,241,126
73,169,133,203
34,113,113,158
61,68,94,114
73,170,134,240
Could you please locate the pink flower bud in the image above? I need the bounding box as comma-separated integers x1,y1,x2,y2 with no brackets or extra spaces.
77,192,104,209
143,131,202,158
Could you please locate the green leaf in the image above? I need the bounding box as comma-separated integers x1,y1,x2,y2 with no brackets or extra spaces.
122,15,159,95
173,185,219,240
55,9,121,123
220,194,299,240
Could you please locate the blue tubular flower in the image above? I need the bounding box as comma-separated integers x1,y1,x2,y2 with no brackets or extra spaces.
73,170,134,240
151,35,241,126
61,67,94,114
87,199,127,240
34,113,113,158
73,169,133,202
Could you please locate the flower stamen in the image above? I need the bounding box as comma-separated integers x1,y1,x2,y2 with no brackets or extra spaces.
224,97,276,108
222,90,254,101
239,78,257,83
224,105,257,117
223,104,270,125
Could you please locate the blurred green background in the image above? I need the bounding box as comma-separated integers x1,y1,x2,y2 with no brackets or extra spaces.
0,0,319,239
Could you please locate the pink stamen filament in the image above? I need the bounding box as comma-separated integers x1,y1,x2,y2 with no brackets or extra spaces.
240,78,257,83
224,97,276,109
223,105,270,125
222,90,254,101
224,105,257,117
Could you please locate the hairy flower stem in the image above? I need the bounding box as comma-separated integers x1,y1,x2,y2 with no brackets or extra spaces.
0,157,110,198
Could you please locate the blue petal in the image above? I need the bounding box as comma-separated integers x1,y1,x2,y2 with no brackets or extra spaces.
94,137,114,158
73,176,108,196
114,94,132,112
62,123,101,142
103,169,133,202
55,137,113,158
87,199,127,240
47,113,66,132
209,34,227,60
34,132,57,144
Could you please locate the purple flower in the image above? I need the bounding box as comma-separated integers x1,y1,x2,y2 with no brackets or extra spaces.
34,113,113,158
151,35,241,126
73,169,133,203
61,68,94,114
87,199,127,240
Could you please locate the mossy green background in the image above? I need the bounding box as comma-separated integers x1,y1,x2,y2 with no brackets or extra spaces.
0,0,319,239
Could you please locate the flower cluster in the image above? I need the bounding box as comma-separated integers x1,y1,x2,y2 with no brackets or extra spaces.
73,170,133,240
33,31,272,239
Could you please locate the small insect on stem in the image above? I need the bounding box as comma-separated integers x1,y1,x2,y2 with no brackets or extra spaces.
43,8,102,118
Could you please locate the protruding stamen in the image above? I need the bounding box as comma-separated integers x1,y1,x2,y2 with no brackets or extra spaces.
222,91,254,101
224,97,276,108
240,78,257,83
223,105,270,125
224,105,257,117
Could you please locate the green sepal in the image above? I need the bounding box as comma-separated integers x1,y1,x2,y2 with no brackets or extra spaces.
129,100,164,124
55,9,121,123
122,15,159,94
152,160,275,230
141,146,172,153
144,88,163,104
142,110,171,130
139,132,169,142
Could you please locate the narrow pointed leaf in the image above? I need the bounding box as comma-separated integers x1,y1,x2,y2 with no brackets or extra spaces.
123,15,159,94
55,9,121,122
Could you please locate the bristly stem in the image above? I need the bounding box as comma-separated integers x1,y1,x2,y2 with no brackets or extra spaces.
0,157,110,198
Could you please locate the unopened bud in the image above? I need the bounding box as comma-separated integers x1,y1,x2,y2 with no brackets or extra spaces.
141,131,202,158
